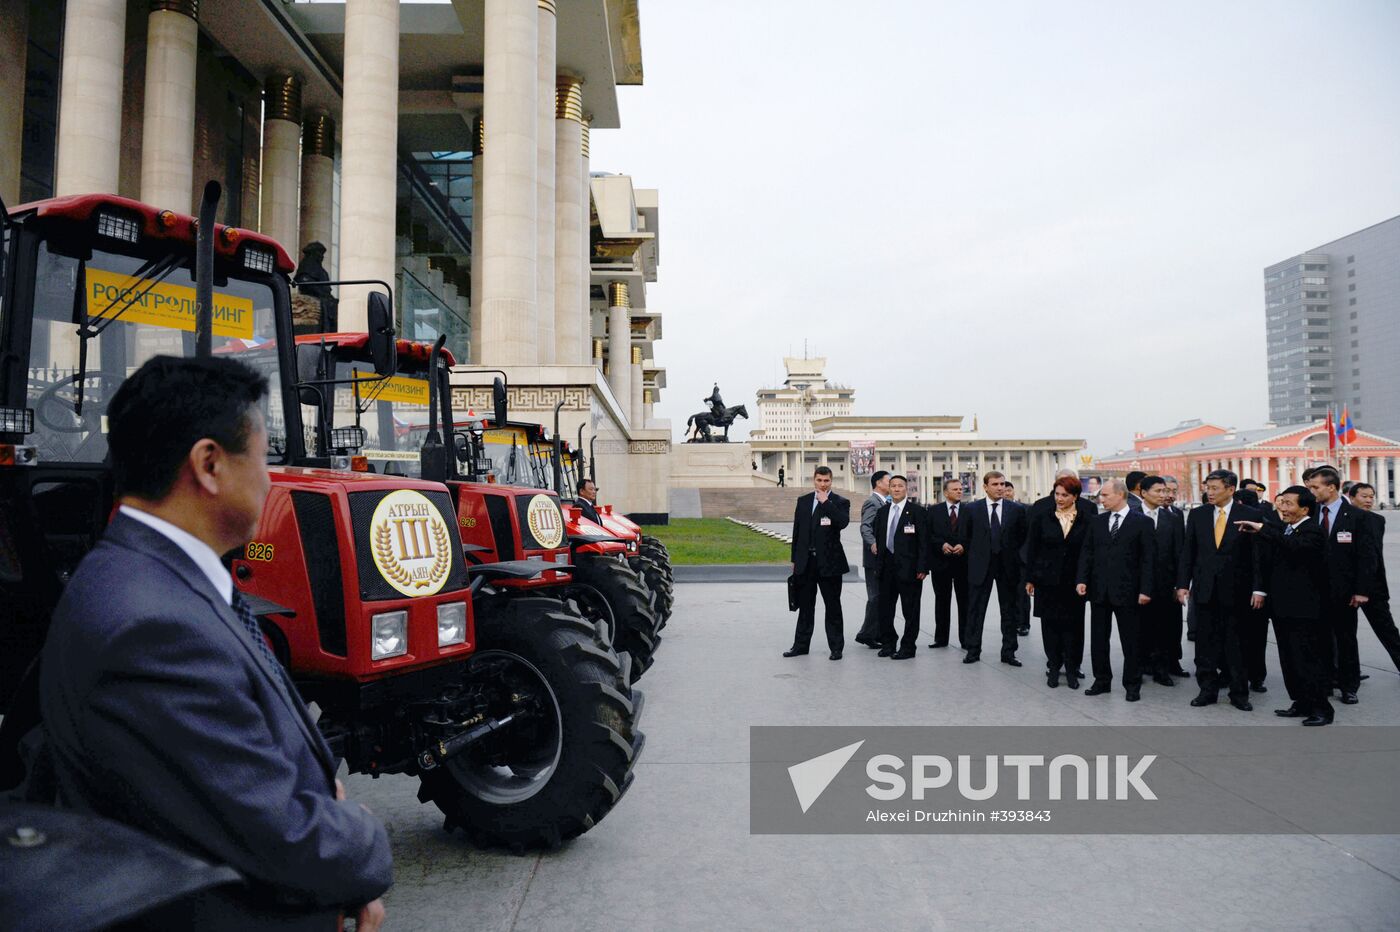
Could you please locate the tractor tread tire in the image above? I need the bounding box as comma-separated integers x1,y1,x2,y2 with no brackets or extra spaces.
572,556,660,683
418,595,641,850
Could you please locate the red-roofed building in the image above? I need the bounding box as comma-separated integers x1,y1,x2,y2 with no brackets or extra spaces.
1097,419,1400,506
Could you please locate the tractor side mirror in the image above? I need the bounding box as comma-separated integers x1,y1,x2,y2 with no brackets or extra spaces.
366,291,396,376
295,344,325,407
492,377,508,427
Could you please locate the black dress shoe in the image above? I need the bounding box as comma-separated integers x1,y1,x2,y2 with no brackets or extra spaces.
928,641,948,648
1171,666,1191,678
1017,626,1030,637
1084,682,1111,696
1125,686,1141,702
1302,713,1333,726
1275,706,1306,718
877,646,895,658
1190,692,1218,707
962,653,981,664
1152,673,1175,687
829,650,843,660
1065,674,1081,690
1001,656,1023,668
1339,691,1359,704
783,648,808,658
854,636,876,647
1230,697,1253,711
1047,672,1060,688
1250,682,1268,694
865,640,883,649
891,650,915,660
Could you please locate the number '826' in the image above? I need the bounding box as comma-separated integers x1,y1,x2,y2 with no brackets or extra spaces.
246,541,275,562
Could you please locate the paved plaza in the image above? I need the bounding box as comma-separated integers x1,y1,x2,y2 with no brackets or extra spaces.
348,535,1400,930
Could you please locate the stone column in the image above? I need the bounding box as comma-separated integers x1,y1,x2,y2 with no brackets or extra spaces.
469,116,484,363
55,0,126,196
338,0,399,332
480,0,538,364
579,118,592,361
299,111,335,258
553,76,586,363
0,0,29,204
1380,457,1392,505
629,345,644,429
535,1,556,363
591,337,604,370
606,281,631,414
138,0,199,212
260,73,302,254
642,387,654,427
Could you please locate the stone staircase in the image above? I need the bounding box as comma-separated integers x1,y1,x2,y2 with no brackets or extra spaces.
697,487,806,522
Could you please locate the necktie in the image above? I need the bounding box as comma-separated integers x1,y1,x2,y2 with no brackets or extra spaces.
887,505,899,551
1285,524,1295,536
1214,507,1227,548
949,504,958,529
233,591,279,668
1321,506,1330,536
990,501,1002,552
1110,513,1121,539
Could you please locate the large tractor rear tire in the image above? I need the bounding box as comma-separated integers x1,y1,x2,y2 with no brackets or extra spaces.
571,555,659,683
418,595,644,850
636,536,674,627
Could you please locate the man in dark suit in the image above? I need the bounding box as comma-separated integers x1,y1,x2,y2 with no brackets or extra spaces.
1351,483,1400,674
1028,469,1098,678
40,356,392,924
1137,476,1185,686
786,466,851,660
1231,487,1272,692
576,477,603,524
1238,486,1332,725
1125,470,1147,514
1305,467,1377,704
1162,476,1185,519
1076,478,1157,700
960,470,1028,666
1176,468,1262,711
926,477,969,648
1003,482,1033,636
855,470,892,648
873,476,931,658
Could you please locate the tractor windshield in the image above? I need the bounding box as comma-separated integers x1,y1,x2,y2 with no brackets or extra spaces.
481,427,549,487
320,359,432,478
26,240,285,465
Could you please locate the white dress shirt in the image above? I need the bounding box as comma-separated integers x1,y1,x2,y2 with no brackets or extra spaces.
1318,497,1342,531
887,499,905,549
1143,505,1159,527
120,505,233,606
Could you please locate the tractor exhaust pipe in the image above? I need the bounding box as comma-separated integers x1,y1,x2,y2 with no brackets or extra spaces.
552,400,564,496
194,181,220,358
420,334,449,482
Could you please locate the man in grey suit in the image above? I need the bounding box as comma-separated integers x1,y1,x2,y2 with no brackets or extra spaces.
855,470,892,648
41,356,392,925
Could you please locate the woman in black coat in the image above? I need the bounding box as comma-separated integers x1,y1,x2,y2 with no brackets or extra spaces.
1024,475,1091,689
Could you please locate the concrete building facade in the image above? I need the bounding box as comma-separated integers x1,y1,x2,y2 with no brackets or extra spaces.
751,356,854,441
1,0,672,520
1265,215,1400,437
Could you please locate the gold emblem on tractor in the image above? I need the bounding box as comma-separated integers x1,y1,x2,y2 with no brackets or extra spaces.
370,490,452,596
526,494,565,549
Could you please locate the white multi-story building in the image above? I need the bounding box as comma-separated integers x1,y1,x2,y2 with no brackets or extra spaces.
750,357,855,441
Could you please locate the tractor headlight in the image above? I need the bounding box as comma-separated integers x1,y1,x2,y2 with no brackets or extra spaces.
371,610,408,660
437,602,467,647
243,244,276,274
96,209,140,243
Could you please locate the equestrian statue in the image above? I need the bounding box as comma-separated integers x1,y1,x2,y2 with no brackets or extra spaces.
686,383,748,442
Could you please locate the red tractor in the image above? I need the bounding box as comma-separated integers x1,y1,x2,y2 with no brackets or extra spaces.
0,184,642,852
293,332,662,682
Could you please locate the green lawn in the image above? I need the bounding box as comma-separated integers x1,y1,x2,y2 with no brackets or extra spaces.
640,518,790,565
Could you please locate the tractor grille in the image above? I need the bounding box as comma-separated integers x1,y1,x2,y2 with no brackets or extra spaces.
291,491,347,656
483,493,516,560
349,490,468,601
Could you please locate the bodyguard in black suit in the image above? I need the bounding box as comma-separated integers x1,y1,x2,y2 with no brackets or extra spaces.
1176,469,1262,710
1027,471,1098,677
786,466,851,659
1305,468,1378,703
872,476,931,658
1137,477,1186,686
960,471,1028,665
1352,485,1400,673
1232,487,1271,691
926,479,969,648
1075,479,1157,700
855,471,891,648
1023,476,1091,688
40,357,393,922
1238,486,1332,725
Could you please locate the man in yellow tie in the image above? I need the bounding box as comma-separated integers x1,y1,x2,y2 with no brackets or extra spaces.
1176,469,1265,710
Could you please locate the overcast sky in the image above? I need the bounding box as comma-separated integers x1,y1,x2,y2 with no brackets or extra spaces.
589,0,1400,456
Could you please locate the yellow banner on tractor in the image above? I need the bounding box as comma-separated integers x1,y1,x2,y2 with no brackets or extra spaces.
371,375,430,406
87,268,255,339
